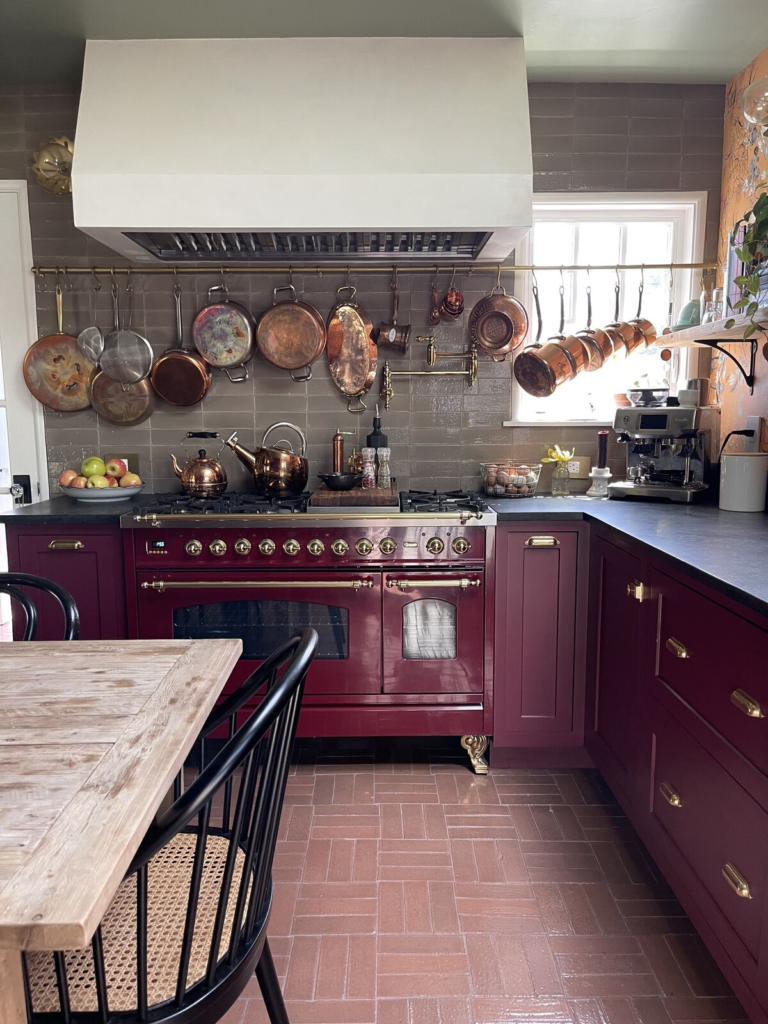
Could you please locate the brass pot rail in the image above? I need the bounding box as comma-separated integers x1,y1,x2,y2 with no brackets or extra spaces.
141,579,374,592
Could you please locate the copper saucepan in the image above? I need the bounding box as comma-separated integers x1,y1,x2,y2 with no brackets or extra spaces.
575,327,615,371
513,336,580,398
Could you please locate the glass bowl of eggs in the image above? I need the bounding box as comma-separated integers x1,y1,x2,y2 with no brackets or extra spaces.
481,461,543,498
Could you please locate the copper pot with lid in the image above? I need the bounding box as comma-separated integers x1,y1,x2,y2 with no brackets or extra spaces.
170,432,228,497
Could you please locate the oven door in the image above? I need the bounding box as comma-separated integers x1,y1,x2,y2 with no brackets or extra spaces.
382,570,484,694
136,571,381,695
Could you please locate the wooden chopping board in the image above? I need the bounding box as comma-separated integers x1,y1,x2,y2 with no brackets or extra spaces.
310,481,398,507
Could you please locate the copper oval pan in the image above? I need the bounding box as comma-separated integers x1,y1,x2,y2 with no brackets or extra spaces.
469,287,529,361
326,286,377,411
151,283,211,406
89,370,155,425
23,284,95,412
257,285,326,381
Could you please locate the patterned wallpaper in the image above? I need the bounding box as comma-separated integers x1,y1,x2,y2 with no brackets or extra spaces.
712,45,768,445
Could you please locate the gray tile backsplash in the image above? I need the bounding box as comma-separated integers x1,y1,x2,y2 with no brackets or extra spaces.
2,82,724,496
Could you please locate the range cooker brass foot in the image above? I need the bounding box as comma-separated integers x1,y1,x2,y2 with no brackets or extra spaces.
461,734,489,774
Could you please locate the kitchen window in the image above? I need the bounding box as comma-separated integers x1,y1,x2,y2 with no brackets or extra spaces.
507,193,707,425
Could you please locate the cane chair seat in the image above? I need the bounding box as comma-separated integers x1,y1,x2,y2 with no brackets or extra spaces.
26,833,250,1013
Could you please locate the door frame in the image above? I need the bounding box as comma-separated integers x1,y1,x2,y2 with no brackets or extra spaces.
0,181,47,502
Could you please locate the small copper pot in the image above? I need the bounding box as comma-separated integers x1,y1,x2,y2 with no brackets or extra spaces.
628,317,657,347
513,337,579,398
575,327,615,371
605,320,645,357
557,334,590,375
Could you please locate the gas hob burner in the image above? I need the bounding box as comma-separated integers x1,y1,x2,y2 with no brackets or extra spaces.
400,489,490,514
144,492,310,515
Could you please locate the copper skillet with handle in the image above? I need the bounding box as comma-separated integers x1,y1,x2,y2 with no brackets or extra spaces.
150,278,211,406
23,280,96,412
257,281,326,381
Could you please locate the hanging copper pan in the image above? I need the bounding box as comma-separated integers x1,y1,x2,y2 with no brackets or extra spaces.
575,327,615,371
23,283,96,412
150,281,211,406
469,269,528,361
605,320,645,357
89,370,155,425
513,337,580,398
257,284,326,381
628,317,657,347
326,285,377,413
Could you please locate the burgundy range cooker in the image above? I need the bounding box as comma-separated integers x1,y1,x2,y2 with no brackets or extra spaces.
122,491,497,772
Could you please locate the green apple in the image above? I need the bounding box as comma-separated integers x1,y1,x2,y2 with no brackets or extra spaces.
81,456,106,478
86,474,110,489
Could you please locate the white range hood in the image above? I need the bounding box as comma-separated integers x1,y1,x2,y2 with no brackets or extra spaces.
72,37,532,264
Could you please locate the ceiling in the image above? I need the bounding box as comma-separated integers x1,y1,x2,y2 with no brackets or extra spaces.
1,0,767,86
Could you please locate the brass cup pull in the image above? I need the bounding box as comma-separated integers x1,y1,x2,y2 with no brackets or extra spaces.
665,636,690,659
731,688,764,719
626,580,648,602
659,781,682,808
722,862,752,899
525,536,559,547
48,539,84,551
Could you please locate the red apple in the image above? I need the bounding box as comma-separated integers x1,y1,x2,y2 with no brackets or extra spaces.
68,475,88,489
119,472,143,488
58,469,78,488
105,476,120,488
86,474,110,489
105,459,128,479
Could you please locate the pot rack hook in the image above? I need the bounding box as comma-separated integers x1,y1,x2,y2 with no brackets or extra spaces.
636,264,645,319
495,263,503,291
668,263,675,327
585,265,592,330
614,266,621,322
345,265,351,288
173,265,181,301
391,265,398,291
34,267,46,293
449,265,457,291
90,267,101,294
62,266,72,292
558,266,565,336
431,264,439,289
287,265,293,287
531,267,542,343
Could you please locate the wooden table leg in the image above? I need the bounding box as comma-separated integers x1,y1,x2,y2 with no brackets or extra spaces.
0,950,27,1023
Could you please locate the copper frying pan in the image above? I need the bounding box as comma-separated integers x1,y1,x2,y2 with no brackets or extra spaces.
89,370,155,426
150,282,211,406
257,284,326,381
23,283,95,412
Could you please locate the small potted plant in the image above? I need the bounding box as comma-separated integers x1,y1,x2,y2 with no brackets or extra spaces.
726,182,768,340
542,444,575,496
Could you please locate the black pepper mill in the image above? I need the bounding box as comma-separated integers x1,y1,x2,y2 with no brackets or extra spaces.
366,404,388,453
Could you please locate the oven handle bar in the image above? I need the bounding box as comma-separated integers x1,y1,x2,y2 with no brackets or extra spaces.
386,578,481,590
140,579,375,592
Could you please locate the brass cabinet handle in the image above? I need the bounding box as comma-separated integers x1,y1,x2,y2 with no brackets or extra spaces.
722,862,752,899
658,781,682,808
140,579,374,592
626,580,648,602
731,688,764,719
386,578,481,590
525,536,559,547
665,636,690,659
48,539,84,551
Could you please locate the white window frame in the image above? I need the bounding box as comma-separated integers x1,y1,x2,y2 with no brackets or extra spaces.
0,181,48,501
505,191,708,427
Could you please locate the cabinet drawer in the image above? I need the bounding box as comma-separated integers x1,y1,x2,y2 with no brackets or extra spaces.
651,697,768,964
655,570,768,777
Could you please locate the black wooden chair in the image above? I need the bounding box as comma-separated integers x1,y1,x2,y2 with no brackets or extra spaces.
23,627,319,1024
0,571,80,640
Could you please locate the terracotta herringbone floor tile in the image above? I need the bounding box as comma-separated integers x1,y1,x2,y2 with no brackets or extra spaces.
226,751,746,1024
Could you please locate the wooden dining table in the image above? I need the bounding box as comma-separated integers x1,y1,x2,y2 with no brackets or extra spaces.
0,637,242,1024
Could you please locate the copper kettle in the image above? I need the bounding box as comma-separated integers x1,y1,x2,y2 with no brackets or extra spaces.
170,431,228,497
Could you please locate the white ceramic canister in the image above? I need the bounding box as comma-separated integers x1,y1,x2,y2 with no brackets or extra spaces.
719,452,768,512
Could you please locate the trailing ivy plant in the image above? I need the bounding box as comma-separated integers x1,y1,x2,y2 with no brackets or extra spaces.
726,181,768,339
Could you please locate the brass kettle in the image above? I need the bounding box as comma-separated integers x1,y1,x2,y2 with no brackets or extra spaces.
170,431,228,497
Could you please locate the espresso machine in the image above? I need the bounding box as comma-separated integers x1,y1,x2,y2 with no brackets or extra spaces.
609,405,718,504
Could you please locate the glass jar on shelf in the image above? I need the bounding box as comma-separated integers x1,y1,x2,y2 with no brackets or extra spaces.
361,447,376,489
377,447,391,489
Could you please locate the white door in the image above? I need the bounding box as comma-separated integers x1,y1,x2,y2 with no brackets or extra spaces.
0,183,47,630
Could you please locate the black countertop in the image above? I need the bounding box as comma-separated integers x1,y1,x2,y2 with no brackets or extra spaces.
3,494,768,617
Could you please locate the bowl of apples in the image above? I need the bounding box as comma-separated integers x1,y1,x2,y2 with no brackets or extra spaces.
59,457,144,502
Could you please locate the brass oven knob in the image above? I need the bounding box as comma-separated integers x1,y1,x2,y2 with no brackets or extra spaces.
307,539,325,556
209,539,227,557
234,537,252,556
379,538,397,555
426,537,445,555
185,539,203,557
355,539,374,556
452,537,470,555
258,538,276,556
283,538,301,556
331,539,349,556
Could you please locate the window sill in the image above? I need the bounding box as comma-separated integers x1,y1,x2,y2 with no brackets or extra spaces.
502,420,613,428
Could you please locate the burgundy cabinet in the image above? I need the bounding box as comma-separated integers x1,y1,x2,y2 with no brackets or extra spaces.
6,525,127,640
585,534,649,809
492,525,585,759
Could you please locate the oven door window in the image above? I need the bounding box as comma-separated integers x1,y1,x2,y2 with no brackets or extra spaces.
402,599,457,660
172,600,348,660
